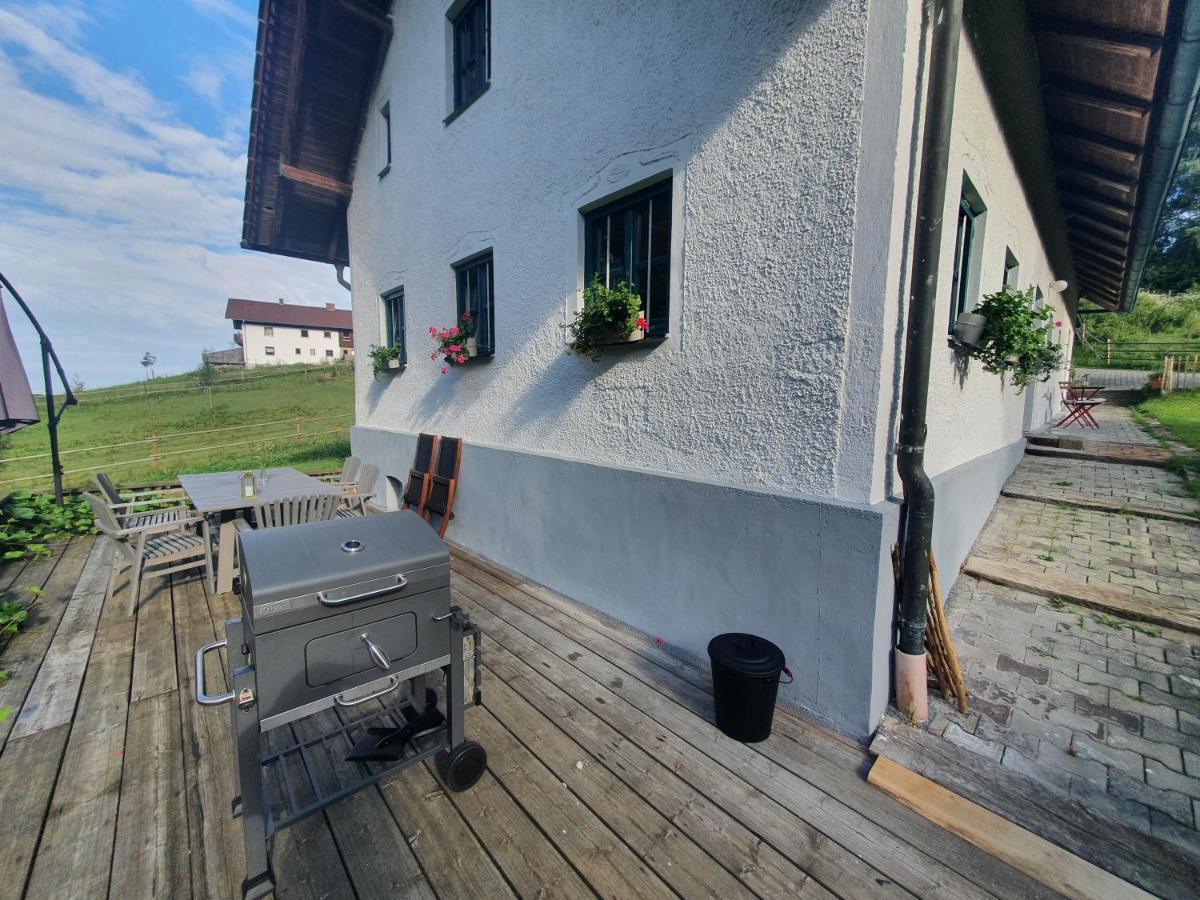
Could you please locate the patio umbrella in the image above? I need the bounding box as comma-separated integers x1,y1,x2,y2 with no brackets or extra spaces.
0,291,39,434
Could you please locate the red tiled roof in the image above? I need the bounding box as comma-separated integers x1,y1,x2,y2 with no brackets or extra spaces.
225,298,352,330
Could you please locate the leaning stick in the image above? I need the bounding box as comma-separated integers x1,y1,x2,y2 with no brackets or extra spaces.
928,550,969,713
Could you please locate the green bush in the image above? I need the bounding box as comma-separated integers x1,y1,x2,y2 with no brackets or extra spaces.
0,491,96,562
968,285,1063,391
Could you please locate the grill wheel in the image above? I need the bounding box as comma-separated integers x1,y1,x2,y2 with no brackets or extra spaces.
436,740,488,792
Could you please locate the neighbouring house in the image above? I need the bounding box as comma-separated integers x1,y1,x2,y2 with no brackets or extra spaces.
223,297,354,367
241,0,1197,737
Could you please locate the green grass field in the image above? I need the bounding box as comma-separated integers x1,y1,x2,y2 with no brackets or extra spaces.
1137,390,1200,450
0,364,353,492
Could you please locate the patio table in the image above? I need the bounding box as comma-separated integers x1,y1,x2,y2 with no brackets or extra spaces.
179,467,342,592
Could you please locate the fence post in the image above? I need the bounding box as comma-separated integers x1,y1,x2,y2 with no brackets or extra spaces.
150,434,161,472
294,417,302,436
1106,338,1112,365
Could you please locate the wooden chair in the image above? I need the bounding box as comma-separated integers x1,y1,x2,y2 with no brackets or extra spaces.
92,472,189,527
423,437,462,539
321,455,362,486
401,434,438,513
84,492,213,615
251,494,342,529
338,464,380,517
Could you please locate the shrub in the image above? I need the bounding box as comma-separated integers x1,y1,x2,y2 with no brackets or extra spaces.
968,285,1064,391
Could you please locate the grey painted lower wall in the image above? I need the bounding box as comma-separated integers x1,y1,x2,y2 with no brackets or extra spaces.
352,425,899,738
929,437,1027,596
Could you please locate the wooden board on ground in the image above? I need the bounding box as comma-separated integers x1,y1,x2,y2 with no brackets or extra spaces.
964,555,1200,634
9,539,113,740
450,551,1053,900
130,574,180,702
870,717,1200,899
867,756,1153,900
0,724,71,900
1001,487,1200,525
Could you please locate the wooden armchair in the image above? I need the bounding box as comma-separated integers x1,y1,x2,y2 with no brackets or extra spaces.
423,437,462,539
338,464,380,517
401,434,438,513
320,455,362,486
84,492,212,614
250,494,342,529
92,472,189,527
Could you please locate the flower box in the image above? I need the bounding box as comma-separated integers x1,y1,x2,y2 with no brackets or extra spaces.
595,328,645,347
951,312,986,348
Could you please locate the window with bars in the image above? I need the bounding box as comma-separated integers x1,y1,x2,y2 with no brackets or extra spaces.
584,178,672,338
948,176,986,331
454,252,494,357
383,288,408,365
451,0,489,114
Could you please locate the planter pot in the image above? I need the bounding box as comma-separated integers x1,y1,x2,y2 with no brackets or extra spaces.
1150,375,1164,391
596,328,645,347
952,313,987,348
466,337,478,358
385,358,402,370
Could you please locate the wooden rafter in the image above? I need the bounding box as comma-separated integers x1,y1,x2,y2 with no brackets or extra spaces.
279,163,353,197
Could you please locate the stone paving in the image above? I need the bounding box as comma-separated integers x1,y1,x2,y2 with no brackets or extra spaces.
931,406,1200,853
1043,399,1162,446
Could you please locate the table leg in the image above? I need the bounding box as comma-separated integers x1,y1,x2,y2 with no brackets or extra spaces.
217,519,238,594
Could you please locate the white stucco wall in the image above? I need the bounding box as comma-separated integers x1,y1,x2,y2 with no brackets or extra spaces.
241,322,348,367
349,0,890,503
913,23,1075,482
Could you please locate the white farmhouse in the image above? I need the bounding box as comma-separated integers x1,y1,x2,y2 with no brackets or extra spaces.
241,0,1197,737
224,298,354,367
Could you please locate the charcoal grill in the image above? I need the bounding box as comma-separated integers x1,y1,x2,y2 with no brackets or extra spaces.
194,511,485,900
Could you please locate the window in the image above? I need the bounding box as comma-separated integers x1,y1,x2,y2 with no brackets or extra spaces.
584,178,672,338
378,102,392,177
323,331,332,339
1003,248,1019,288
451,0,489,113
300,329,309,338
265,346,275,356
310,348,316,356
948,175,986,331
326,349,334,358
454,253,494,356
383,287,408,365
295,348,302,356
263,326,274,336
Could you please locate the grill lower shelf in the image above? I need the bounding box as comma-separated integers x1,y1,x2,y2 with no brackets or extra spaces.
259,699,446,837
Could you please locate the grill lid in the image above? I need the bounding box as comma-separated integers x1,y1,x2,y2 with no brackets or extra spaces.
238,511,450,633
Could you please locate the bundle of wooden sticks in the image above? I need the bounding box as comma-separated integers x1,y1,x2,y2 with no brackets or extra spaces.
891,547,969,713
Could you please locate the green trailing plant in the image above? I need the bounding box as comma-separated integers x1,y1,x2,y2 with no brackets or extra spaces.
0,491,96,562
565,277,648,361
369,344,404,378
966,285,1064,391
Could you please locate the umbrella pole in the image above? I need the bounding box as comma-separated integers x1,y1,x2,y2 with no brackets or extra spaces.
40,339,63,506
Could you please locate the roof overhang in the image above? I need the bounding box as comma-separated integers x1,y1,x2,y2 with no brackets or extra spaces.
1030,0,1200,311
241,0,392,267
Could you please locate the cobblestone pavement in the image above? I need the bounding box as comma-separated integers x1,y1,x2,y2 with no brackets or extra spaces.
1043,400,1162,446
1005,454,1198,516
932,408,1200,852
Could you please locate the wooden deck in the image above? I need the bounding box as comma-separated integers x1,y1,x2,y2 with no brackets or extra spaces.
0,536,1057,900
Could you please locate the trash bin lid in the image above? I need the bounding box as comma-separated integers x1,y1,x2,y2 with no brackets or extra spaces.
707,633,784,675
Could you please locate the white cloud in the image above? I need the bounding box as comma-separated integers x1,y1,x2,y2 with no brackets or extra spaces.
0,3,337,387
187,0,256,31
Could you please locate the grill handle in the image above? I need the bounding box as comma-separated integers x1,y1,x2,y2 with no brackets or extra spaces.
318,575,407,607
334,674,402,707
361,633,391,671
195,640,234,706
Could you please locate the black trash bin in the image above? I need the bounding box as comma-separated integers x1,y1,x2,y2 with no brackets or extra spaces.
708,633,791,742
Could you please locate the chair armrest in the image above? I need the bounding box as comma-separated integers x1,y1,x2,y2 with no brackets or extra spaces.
124,487,186,499
232,517,253,534
118,514,206,537
111,502,192,516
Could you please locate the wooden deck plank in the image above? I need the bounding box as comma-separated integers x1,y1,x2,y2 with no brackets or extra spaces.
455,570,996,900
0,539,93,752
171,577,244,900
376,751,518,900
868,756,1154,900
0,556,30,594
23,554,138,900
0,725,70,900
964,555,1200,634
289,709,437,900
456,585,909,900
461,704,676,900
10,539,114,740
453,553,1056,900
477,658,830,899
130,571,179,702
110,691,191,900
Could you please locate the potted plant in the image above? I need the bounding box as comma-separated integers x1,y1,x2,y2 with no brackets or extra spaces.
951,311,987,348
428,311,475,373
565,277,649,360
963,285,1063,391
1149,370,1165,391
369,344,403,378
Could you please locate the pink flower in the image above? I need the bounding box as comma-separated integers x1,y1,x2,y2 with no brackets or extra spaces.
455,354,466,364
449,327,460,336
441,366,448,374
1055,320,1063,328
636,316,649,331
430,352,437,360
428,326,437,335
449,344,462,353
440,330,449,339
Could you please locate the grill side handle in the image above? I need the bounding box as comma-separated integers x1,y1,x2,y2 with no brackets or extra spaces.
195,639,235,705
318,574,407,606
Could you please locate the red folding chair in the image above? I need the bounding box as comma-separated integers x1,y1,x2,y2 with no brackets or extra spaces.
1056,382,1102,429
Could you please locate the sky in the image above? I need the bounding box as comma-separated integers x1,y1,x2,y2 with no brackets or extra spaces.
0,0,336,389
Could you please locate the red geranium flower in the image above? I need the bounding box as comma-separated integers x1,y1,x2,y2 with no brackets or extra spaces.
636,316,648,331
440,366,448,374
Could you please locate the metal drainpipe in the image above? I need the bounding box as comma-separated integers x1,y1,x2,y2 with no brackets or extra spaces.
894,0,964,723
335,264,352,292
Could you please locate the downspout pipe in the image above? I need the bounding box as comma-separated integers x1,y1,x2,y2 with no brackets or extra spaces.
335,264,352,292
894,0,963,722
